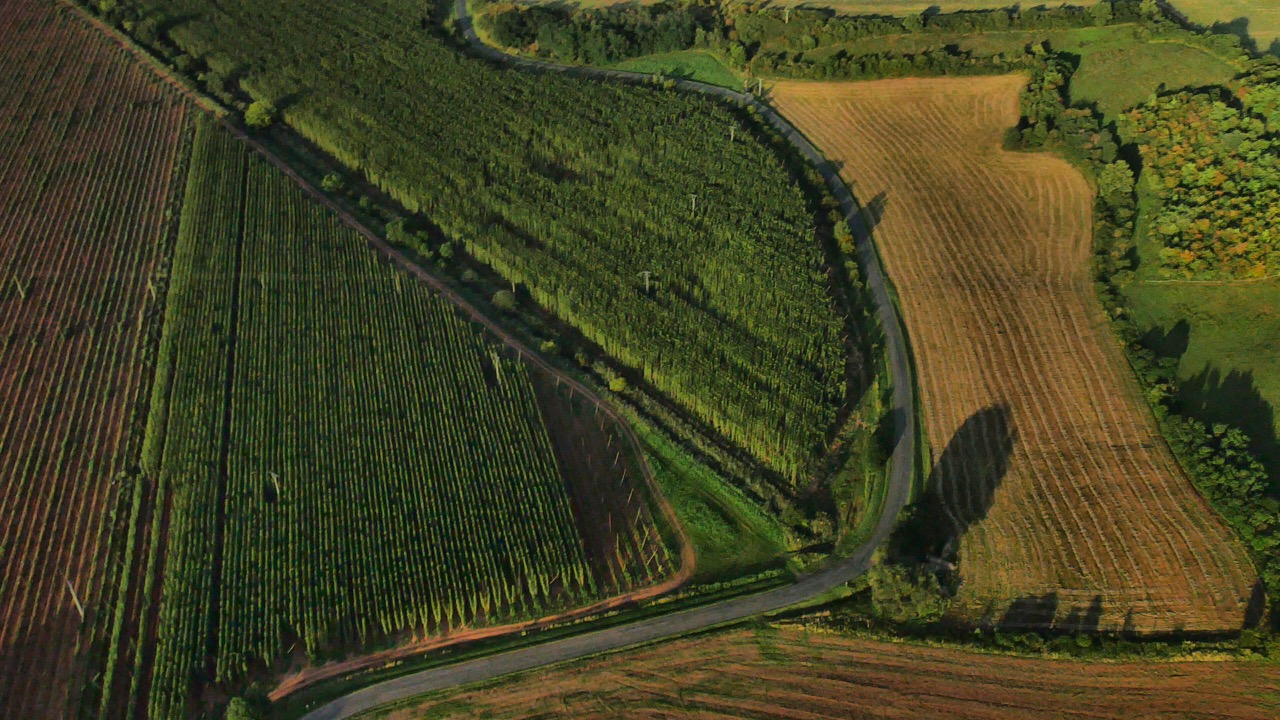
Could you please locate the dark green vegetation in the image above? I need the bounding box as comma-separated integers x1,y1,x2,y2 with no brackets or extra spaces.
108,0,854,488
1124,86,1280,277
138,118,672,717
638,425,788,582
479,0,708,64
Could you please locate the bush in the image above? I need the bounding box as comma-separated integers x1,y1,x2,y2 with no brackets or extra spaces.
609,376,628,392
320,173,343,193
492,289,516,310
244,100,277,128
868,563,950,625
224,698,259,720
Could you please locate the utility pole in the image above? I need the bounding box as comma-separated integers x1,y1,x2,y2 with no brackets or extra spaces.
730,124,736,143
66,580,84,622
758,78,764,94
784,6,791,23
268,471,281,499
639,270,653,293
12,276,26,301
689,194,698,213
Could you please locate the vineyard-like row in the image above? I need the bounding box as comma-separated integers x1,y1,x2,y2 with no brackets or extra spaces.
112,0,851,483
143,117,672,718
0,0,191,716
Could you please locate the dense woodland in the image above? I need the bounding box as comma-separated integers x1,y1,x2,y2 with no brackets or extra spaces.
108,0,854,485
479,1,707,64
1124,88,1280,278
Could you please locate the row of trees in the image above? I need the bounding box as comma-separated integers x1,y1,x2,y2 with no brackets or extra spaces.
730,0,1152,54
479,1,705,64
476,1,1160,73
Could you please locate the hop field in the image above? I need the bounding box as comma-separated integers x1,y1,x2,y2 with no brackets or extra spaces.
137,118,674,717
115,0,854,484
0,0,192,715
770,75,1257,633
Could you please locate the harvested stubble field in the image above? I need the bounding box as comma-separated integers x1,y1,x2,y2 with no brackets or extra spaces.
770,76,1256,632
376,626,1280,719
0,0,190,715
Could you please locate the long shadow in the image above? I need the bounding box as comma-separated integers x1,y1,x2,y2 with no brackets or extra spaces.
1178,366,1279,484
998,593,1105,633
1139,318,1190,361
934,405,1016,553
861,190,888,237
892,405,1015,561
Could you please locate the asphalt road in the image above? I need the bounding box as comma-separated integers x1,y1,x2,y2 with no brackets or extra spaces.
298,6,918,718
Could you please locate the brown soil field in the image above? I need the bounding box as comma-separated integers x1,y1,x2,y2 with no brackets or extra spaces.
0,0,190,715
376,626,1280,719
770,76,1256,633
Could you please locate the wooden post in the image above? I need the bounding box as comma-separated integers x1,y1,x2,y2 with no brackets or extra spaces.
66,580,85,622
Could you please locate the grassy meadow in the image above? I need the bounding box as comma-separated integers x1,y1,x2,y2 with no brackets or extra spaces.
1169,0,1280,51
608,50,740,89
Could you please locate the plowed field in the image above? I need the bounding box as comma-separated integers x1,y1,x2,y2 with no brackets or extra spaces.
0,0,190,715
379,627,1280,719
770,76,1256,632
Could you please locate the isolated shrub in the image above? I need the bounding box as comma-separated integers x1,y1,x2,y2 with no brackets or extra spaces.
224,698,259,720
244,100,277,128
492,289,516,310
609,376,627,392
539,339,559,355
320,173,344,193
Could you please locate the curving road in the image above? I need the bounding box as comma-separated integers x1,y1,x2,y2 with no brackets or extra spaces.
297,5,918,719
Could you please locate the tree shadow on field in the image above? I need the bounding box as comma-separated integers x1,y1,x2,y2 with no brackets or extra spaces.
933,405,1016,553
998,593,1058,629
860,191,888,236
892,405,1016,562
1178,366,1279,488
1209,17,1263,56
1139,318,1190,362
997,593,1105,633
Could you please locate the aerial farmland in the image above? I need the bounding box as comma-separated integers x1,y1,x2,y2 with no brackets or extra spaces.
2,1,1279,719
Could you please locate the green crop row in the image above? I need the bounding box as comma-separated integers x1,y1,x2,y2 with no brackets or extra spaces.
140,118,669,716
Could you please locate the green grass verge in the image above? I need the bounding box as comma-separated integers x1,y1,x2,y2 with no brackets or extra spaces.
1125,279,1280,482
637,424,790,581
798,24,1237,121
607,50,740,89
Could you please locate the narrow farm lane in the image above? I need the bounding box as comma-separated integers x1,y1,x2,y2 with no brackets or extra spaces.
295,4,920,719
